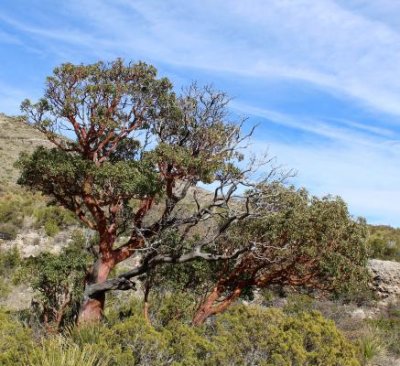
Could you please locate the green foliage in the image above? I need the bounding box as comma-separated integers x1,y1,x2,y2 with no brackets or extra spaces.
283,293,315,315
367,225,400,261
357,331,386,365
0,293,362,366
0,188,41,238
20,231,91,327
0,222,19,240
0,246,21,298
0,246,21,273
231,184,370,299
66,302,360,366
68,313,169,365
209,305,359,366
34,205,76,236
148,292,197,327
0,309,33,366
368,303,400,356
27,336,110,366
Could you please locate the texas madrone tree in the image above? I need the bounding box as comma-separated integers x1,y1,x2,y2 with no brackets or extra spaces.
18,59,369,324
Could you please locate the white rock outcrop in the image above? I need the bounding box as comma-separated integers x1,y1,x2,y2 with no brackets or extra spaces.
368,259,400,301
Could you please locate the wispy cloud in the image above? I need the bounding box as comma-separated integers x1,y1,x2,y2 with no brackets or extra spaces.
1,0,400,226
3,0,400,115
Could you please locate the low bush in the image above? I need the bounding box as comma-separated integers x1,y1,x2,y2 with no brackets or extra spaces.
34,205,76,237
70,302,360,366
17,231,90,329
0,296,361,366
0,246,21,298
368,225,400,261
0,309,33,366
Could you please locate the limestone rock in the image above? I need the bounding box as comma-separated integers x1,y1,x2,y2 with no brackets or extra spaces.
368,259,400,302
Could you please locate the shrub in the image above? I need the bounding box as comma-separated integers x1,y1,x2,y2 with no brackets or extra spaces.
367,225,400,261
68,302,360,366
44,219,60,237
34,206,76,236
0,246,21,298
0,246,21,274
0,309,33,366
20,231,90,329
283,293,315,315
208,305,360,366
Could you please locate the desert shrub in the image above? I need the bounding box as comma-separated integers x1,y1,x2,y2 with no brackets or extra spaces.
67,303,360,366
164,320,215,365
208,305,360,366
0,189,40,225
283,293,315,314
0,195,24,227
0,309,33,366
19,231,90,329
0,246,21,298
34,205,76,236
68,314,170,365
0,245,21,273
149,291,197,327
368,225,400,261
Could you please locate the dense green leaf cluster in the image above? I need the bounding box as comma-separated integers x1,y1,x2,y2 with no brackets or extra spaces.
228,184,370,297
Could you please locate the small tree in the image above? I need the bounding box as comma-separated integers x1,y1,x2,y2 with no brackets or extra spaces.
22,231,91,330
18,59,279,323
192,184,369,325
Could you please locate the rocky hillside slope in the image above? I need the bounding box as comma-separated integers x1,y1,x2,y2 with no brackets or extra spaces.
0,113,52,185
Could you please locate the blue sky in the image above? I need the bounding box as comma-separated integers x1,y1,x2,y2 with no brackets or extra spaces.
1,0,400,227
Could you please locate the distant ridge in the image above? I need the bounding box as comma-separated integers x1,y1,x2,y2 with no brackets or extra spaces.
0,113,51,185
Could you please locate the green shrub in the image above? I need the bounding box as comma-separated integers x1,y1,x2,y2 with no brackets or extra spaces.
0,246,21,298
0,196,24,226
208,305,360,366
283,293,315,314
0,309,33,366
68,315,170,365
44,219,60,237
68,302,360,366
34,205,76,236
19,231,90,329
0,246,21,274
368,225,400,261
0,189,40,226
369,305,400,356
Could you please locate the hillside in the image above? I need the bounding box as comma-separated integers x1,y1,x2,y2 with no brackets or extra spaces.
0,113,51,185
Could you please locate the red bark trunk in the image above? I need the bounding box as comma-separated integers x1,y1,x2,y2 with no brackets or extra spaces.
78,257,114,324
192,287,220,326
192,285,244,326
